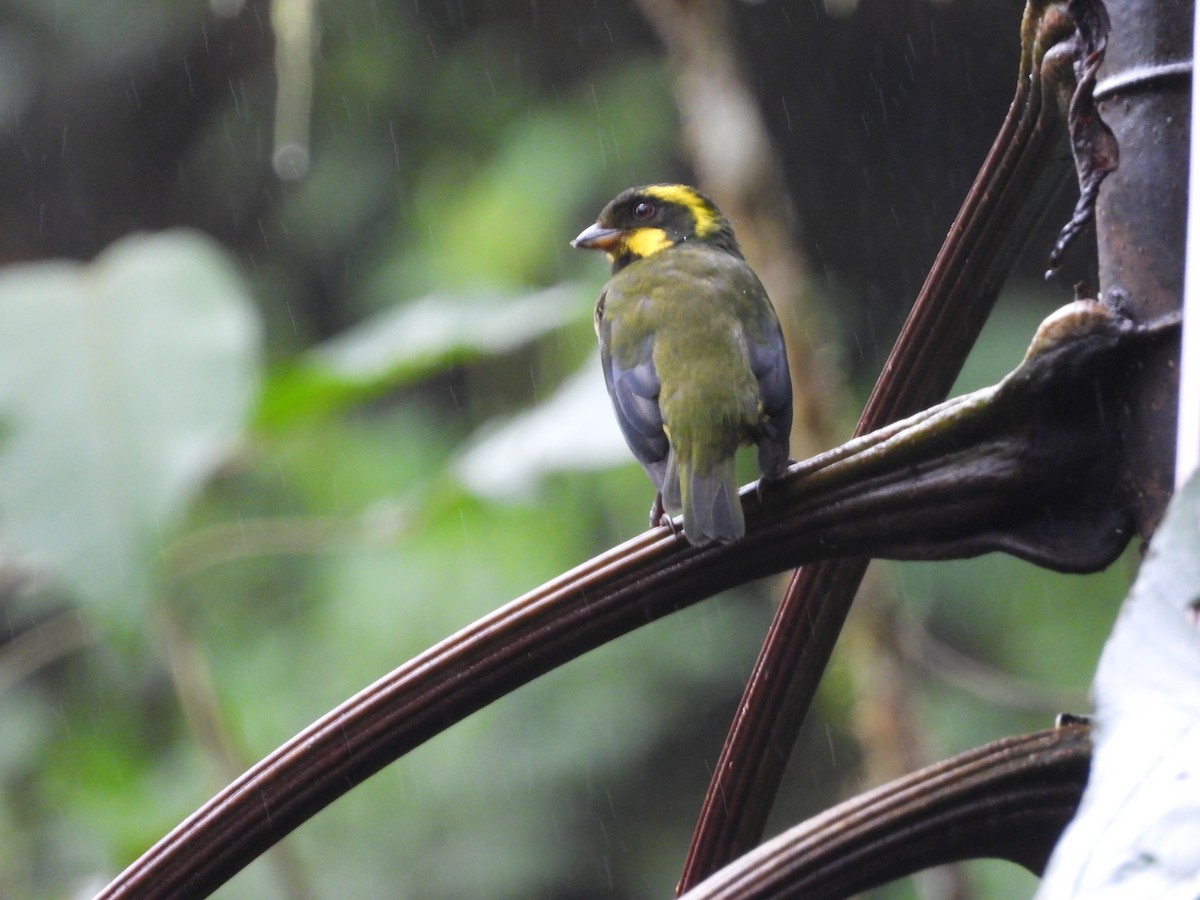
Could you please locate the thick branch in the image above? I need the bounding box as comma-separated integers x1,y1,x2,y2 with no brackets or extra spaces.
1094,0,1190,533
679,2,1107,886
680,724,1092,900
94,299,1167,898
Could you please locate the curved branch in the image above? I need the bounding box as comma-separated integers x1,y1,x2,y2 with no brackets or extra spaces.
94,297,1168,898
679,1,1111,887
680,724,1092,900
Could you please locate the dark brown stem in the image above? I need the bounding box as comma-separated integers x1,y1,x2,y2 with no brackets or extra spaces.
94,298,1163,898
678,2,1108,888
679,724,1093,899
1095,0,1190,534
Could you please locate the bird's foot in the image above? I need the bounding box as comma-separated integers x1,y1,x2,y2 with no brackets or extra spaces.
649,493,680,538
756,458,796,502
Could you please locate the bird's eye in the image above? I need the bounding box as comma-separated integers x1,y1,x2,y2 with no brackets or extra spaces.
632,201,655,220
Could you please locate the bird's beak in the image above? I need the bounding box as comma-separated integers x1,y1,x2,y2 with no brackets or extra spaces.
571,222,624,251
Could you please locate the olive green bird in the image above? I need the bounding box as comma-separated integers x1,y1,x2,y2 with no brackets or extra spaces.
571,184,793,545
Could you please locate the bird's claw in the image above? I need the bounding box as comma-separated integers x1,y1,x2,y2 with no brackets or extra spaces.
756,459,796,502
649,493,680,538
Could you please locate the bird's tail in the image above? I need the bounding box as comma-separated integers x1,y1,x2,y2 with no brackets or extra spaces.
663,449,744,545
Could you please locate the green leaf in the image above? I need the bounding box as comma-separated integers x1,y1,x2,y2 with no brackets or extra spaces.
0,230,261,620
257,283,585,427
454,353,629,499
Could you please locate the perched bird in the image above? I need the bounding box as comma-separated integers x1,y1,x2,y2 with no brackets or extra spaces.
571,184,793,545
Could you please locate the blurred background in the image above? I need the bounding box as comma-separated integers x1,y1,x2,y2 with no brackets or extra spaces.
0,0,1134,897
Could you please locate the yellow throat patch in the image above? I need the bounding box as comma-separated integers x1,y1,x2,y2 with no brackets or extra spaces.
621,227,673,260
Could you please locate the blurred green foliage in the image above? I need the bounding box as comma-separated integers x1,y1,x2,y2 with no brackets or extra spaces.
0,232,260,625
0,2,1132,898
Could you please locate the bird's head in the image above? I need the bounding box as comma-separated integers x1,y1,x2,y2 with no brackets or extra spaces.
571,184,740,272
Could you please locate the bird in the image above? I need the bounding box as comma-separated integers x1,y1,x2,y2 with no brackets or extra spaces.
571,183,793,546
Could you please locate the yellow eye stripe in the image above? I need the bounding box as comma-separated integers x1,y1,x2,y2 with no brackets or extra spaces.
643,184,720,238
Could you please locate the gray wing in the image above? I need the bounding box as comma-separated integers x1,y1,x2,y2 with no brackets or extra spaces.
597,297,669,490
748,317,793,479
